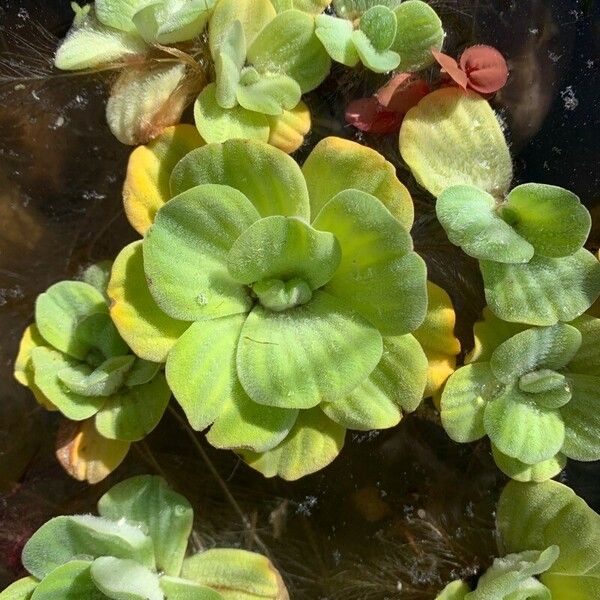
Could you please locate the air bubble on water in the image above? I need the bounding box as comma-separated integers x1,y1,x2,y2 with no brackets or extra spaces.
561,86,579,111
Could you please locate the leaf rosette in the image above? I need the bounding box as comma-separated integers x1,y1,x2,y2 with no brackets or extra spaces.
109,136,429,480
14,263,170,481
1,475,288,600
315,0,444,73
441,308,600,481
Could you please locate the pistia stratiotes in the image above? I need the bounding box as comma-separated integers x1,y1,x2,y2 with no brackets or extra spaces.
109,136,430,480
14,263,170,482
441,308,600,482
0,475,288,600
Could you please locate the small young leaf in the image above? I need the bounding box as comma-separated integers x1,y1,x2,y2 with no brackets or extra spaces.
236,71,302,116
159,576,224,599
74,313,130,362
435,580,470,599
459,45,509,95
491,445,566,483
266,100,311,154
518,370,568,394
58,355,135,397
431,49,468,90
314,14,359,66
125,359,161,387
90,557,162,600
351,30,400,73
95,0,144,32
0,576,39,600
81,261,112,298
214,20,246,109
29,560,106,600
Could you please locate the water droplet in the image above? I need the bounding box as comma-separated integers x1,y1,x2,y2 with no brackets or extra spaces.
196,292,208,306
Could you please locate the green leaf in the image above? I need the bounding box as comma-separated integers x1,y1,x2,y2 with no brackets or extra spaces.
54,15,147,70
35,281,107,360
559,374,600,461
108,241,191,363
359,6,397,51
468,307,527,363
440,362,492,443
247,9,331,93
81,261,112,298
159,576,223,600
31,347,105,420
95,0,144,31
170,138,310,220
94,373,171,441
399,88,513,198
501,184,591,258
75,313,130,361
241,407,346,480
30,560,107,600
492,445,566,482
193,84,270,144
351,30,400,73
302,136,414,229
0,576,39,600
314,189,427,334
322,334,427,430
483,384,565,464
518,370,568,394
214,20,246,109
166,316,245,430
436,185,534,263
435,580,470,600
227,215,340,289
569,315,600,377
392,0,444,71
58,355,135,397
237,290,383,409
144,184,259,321
489,324,582,385
481,249,600,325
22,515,155,580
98,475,193,578
90,557,162,600
237,70,302,116
125,359,161,387
181,549,287,599
314,14,359,67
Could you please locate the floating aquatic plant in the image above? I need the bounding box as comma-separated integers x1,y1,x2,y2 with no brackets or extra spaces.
109,136,430,479
0,475,288,599
315,0,444,73
14,263,170,483
436,479,600,598
441,307,600,481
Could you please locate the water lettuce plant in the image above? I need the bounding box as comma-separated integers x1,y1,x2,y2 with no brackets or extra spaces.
14,263,170,482
436,479,600,599
109,136,430,479
194,0,330,144
441,307,600,481
315,0,444,73
0,475,288,599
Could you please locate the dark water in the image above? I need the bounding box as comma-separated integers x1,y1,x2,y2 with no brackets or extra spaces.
0,1,599,597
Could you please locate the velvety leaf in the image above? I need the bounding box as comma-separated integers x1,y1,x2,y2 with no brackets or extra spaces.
90,557,162,600
247,9,331,93
125,359,161,387
94,373,171,441
568,315,600,377
492,445,566,483
359,6,397,52
459,45,509,95
489,324,582,384
31,347,106,420
75,312,130,361
518,370,568,395
123,125,204,235
435,580,470,600
314,189,427,334
81,261,112,298
181,549,288,599
322,334,427,429
194,83,270,144
392,0,444,71
58,355,135,397
227,215,340,289
214,20,246,109
480,249,600,325
302,136,414,228
440,363,492,442
35,281,107,360
95,0,144,31
56,419,130,484
241,408,345,480
314,14,359,66
501,183,591,258
399,88,513,198
266,100,311,154
351,30,400,73
170,138,310,219
108,241,191,363
237,70,302,116
0,577,39,600
436,185,534,263
287,0,329,13
483,384,565,464
144,184,259,321
468,307,527,363
98,475,192,578
22,515,155,580
237,291,383,409
29,560,107,600
159,576,224,600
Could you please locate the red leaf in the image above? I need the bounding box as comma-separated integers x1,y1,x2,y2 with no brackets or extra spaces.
345,97,403,134
460,45,509,94
376,73,430,114
431,48,468,90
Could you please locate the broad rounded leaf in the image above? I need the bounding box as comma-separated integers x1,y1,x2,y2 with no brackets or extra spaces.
314,14,359,66
359,6,397,52
314,189,426,335
266,100,311,154
351,30,401,73
492,445,566,482
29,560,106,600
170,138,310,219
108,241,191,363
144,184,259,321
399,88,513,198
302,136,414,228
237,71,302,116
436,185,534,263
159,576,224,600
237,291,383,408
240,408,346,480
481,249,600,325
90,557,162,600
194,83,270,144
501,183,591,258
459,45,509,95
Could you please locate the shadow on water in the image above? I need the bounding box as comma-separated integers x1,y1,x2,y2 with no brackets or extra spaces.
0,0,599,597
